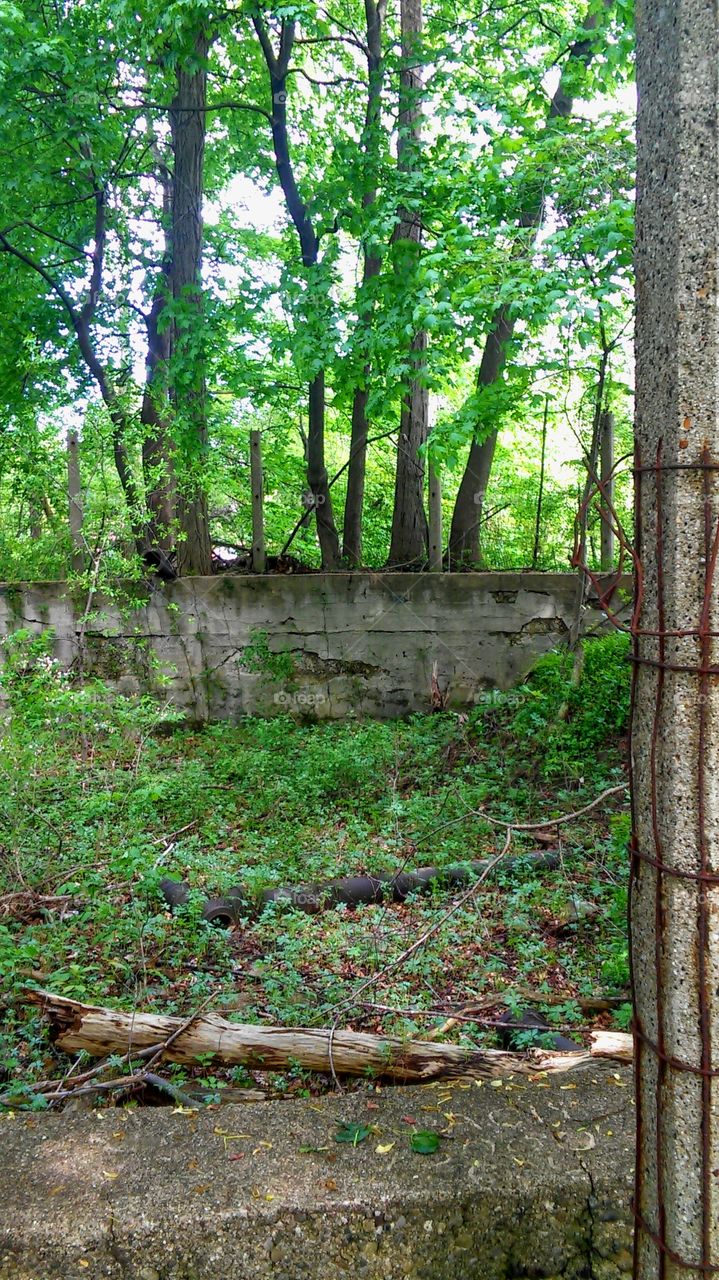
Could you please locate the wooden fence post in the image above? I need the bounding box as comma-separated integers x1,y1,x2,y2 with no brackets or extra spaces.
67,430,84,574
428,462,442,572
599,410,615,572
250,430,266,573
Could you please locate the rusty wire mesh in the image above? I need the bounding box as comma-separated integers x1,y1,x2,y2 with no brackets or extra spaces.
575,442,719,1273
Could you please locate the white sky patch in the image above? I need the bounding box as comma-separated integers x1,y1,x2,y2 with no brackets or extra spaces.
206,175,285,232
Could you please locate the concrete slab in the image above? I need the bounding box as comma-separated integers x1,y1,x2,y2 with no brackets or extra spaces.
0,1062,634,1279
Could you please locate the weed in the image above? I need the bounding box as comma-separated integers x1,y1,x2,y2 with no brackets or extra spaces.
0,630,631,1105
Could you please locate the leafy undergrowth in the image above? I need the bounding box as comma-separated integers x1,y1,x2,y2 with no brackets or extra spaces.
0,629,631,1110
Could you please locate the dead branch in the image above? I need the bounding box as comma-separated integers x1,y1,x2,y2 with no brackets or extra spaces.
26,990,633,1084
0,892,75,923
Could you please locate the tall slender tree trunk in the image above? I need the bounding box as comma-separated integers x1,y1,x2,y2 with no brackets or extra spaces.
342,0,387,567
67,429,84,574
343,383,372,566
170,30,213,577
254,17,341,570
448,7,608,568
388,0,428,568
448,313,512,567
307,370,340,566
141,286,176,562
141,147,176,568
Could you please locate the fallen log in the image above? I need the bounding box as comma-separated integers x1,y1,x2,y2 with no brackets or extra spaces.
160,851,560,926
29,991,632,1083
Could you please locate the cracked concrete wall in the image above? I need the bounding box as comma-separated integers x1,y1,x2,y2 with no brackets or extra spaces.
0,572,628,721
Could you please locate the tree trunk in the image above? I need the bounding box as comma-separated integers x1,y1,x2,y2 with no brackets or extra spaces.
307,370,341,568
170,31,213,577
30,990,630,1084
141,147,176,568
66,430,84,574
342,0,387,567
531,396,550,569
599,410,615,572
342,385,371,565
389,333,429,565
448,8,608,568
388,0,428,569
448,313,511,566
141,286,176,562
253,17,340,569
428,458,442,571
633,0,719,1272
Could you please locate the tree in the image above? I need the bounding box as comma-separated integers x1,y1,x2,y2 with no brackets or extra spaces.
0,0,214,575
447,4,615,567
0,0,636,581
0,68,147,552
139,159,176,564
342,0,388,568
252,10,342,570
387,0,428,568
169,23,213,576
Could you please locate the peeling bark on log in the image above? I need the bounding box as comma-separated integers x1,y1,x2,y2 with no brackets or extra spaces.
28,991,632,1083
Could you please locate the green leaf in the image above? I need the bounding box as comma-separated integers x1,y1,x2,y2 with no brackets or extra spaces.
335,1122,372,1146
410,1130,440,1155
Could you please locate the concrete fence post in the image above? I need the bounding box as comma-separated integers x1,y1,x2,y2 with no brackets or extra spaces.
633,0,719,1271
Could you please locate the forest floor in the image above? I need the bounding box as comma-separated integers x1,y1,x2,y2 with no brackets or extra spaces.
0,632,631,1110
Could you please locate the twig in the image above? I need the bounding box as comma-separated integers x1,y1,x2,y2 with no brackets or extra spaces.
331,832,513,1023
414,782,626,850
477,784,626,832
0,993,217,1111
325,786,627,1057
0,892,74,921
132,993,216,1073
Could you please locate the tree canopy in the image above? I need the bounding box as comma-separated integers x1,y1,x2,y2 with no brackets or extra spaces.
0,0,635,580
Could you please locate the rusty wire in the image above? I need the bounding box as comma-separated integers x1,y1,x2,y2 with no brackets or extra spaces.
575,440,719,1274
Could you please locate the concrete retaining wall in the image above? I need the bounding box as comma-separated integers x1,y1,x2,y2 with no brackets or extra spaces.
0,1065,634,1279
0,572,628,721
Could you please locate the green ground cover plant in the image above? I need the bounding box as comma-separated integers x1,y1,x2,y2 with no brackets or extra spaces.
0,631,631,1108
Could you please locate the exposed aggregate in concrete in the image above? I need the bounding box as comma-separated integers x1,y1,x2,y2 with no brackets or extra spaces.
0,1064,634,1279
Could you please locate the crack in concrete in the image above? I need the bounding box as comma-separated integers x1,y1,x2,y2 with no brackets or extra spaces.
582,1159,599,1279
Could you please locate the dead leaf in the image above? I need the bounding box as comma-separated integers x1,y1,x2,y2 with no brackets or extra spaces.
571,1131,596,1151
